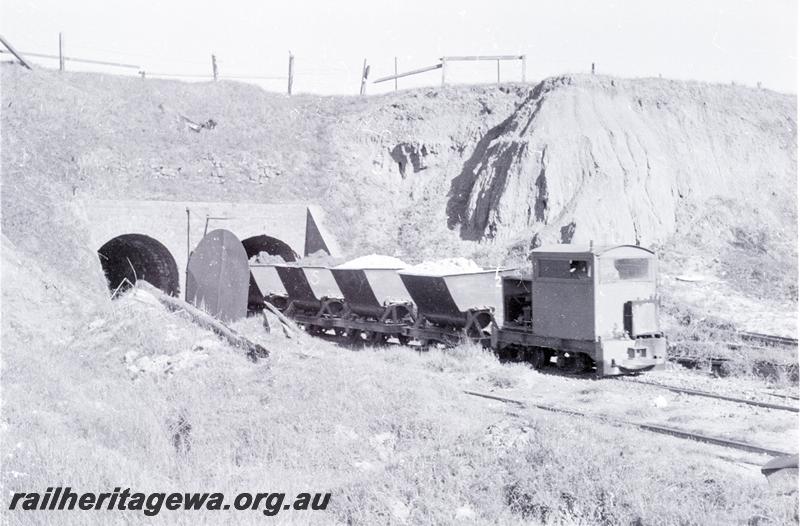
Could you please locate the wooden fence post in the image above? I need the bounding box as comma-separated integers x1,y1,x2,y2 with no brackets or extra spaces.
591,62,595,75
211,54,218,81
0,34,32,69
58,32,65,71
359,58,369,95
287,53,294,95
441,58,447,86
394,57,398,91
496,59,500,84
521,55,526,82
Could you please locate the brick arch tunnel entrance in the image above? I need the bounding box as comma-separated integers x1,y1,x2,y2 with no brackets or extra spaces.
241,235,299,311
98,234,180,296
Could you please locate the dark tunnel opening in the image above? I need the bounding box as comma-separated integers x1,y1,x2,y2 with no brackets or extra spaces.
98,234,180,297
241,235,299,311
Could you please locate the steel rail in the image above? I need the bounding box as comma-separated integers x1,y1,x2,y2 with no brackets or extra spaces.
763,391,800,401
464,390,792,457
738,331,798,347
615,378,799,413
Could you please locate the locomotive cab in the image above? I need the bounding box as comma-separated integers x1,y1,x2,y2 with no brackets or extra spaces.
493,244,667,376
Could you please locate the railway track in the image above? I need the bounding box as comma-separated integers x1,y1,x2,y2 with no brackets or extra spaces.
738,331,798,347
464,390,793,458
763,391,800,401
614,378,799,413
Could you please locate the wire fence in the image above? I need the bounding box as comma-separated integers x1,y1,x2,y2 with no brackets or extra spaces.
0,33,541,96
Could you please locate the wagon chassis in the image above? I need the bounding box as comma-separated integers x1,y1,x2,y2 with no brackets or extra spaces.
272,295,496,348
281,298,416,343
402,308,495,347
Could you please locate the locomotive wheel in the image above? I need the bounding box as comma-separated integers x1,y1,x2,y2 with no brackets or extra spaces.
332,327,347,337
397,334,411,346
556,352,574,369
530,348,549,370
573,353,593,373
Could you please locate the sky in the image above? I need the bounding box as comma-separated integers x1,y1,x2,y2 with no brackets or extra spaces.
1,0,796,95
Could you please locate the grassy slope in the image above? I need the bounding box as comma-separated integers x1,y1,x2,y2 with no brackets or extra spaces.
0,64,525,261
2,238,796,525
2,64,795,336
1,65,798,524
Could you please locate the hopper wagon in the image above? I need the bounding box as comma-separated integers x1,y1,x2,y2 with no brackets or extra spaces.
250,264,289,310
329,265,416,344
398,268,512,347
257,264,347,335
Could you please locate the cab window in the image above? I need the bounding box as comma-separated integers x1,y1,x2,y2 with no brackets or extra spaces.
600,258,651,282
537,259,591,280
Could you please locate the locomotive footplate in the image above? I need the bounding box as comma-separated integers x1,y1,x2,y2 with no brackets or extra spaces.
491,326,598,354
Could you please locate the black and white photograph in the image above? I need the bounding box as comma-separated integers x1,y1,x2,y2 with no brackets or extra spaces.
1,1,798,524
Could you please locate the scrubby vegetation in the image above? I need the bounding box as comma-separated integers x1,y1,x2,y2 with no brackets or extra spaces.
2,65,797,524
2,255,796,524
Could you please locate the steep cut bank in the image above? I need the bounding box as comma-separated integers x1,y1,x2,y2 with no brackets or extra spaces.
1,66,796,322
446,75,796,250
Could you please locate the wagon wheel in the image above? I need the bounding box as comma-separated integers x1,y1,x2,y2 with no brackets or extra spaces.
367,331,388,345
345,328,363,344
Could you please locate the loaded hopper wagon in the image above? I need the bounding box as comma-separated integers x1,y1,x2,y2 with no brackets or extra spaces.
397,267,512,347
251,259,512,346
329,264,414,344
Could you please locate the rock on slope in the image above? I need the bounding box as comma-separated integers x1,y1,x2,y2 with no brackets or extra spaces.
446,75,796,248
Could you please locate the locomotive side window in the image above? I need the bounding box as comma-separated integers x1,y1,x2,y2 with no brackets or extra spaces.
537,259,590,280
600,258,651,282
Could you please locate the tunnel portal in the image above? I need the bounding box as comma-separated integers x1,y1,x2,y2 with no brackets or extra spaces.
242,235,300,311
98,234,180,296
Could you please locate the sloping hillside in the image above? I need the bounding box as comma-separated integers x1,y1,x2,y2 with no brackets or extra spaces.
1,64,796,332
1,63,798,526
448,76,796,246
